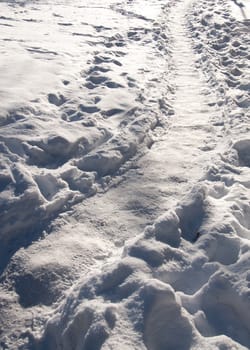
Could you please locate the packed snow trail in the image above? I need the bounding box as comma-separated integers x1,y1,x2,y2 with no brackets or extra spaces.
63,0,224,250
39,0,250,349
128,0,223,214
0,0,250,348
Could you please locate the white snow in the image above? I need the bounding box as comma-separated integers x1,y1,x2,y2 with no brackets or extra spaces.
0,0,250,349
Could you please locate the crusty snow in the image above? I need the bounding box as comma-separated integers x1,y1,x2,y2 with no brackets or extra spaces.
0,0,250,349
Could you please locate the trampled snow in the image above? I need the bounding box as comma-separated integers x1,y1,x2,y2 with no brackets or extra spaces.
0,0,249,349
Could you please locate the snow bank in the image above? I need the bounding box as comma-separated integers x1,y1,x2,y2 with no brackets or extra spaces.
0,0,170,279
38,173,250,349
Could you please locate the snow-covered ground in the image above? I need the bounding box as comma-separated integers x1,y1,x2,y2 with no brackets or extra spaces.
0,0,249,349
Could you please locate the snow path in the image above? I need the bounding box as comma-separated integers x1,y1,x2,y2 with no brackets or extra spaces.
129,0,221,212
35,0,225,339
0,0,220,342
1,0,250,348
62,0,221,239
19,0,225,292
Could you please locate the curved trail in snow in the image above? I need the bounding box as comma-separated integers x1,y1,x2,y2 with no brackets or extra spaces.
0,0,250,348
14,0,225,307
128,0,222,212
38,0,249,349
50,0,224,256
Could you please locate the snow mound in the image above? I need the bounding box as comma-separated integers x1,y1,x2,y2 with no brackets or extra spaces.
38,169,250,348
233,139,250,167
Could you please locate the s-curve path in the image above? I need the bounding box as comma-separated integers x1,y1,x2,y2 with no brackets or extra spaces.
11,0,225,298
73,0,223,232
32,0,226,272
98,0,224,231
123,0,222,213
0,0,228,347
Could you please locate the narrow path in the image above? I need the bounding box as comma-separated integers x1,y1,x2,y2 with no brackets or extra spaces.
0,0,226,347
105,0,221,220
37,1,230,346
70,0,223,236
31,0,225,279
12,0,224,285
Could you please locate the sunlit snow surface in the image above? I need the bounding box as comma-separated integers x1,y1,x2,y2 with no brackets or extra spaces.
0,0,250,349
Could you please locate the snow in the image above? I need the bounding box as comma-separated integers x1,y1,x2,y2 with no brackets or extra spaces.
0,0,250,349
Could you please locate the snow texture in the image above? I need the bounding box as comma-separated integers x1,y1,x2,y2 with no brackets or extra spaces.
0,0,250,349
